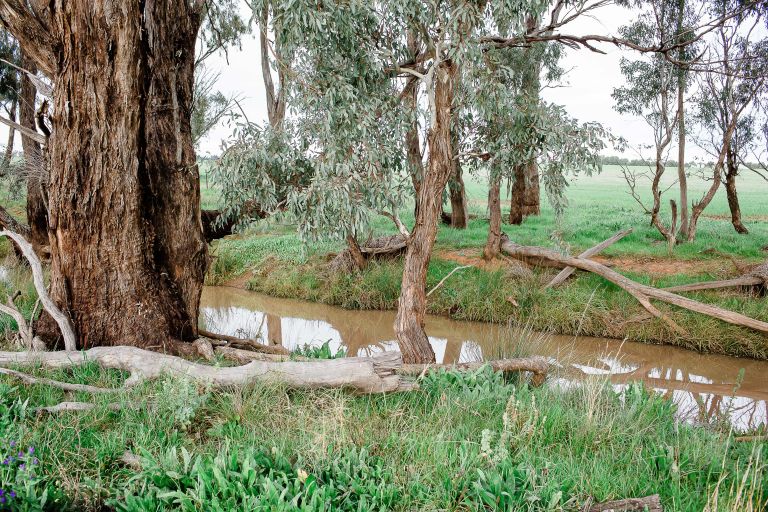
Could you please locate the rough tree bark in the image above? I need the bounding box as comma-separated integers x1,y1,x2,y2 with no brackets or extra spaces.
483,175,502,260
724,144,748,234
1,2,209,350
509,163,526,225
395,61,456,364
19,53,47,252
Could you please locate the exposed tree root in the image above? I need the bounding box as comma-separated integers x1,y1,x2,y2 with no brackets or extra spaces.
502,239,768,335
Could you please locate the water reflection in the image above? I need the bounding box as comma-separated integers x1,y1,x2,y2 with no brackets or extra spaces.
201,286,768,430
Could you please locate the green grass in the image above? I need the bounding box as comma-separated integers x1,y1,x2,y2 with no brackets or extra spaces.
0,365,765,510
207,165,768,359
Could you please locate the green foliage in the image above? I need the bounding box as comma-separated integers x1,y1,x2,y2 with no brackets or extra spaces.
0,387,64,511
154,377,211,431
292,340,346,360
113,446,399,511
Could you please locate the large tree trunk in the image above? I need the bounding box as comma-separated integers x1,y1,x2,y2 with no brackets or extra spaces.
522,159,540,216
19,53,48,252
483,175,502,260
725,146,748,234
447,120,467,229
394,61,456,364
676,82,689,239
509,163,526,225
36,2,208,350
1,99,16,171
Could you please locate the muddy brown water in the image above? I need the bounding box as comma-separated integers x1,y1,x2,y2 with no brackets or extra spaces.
207,286,765,430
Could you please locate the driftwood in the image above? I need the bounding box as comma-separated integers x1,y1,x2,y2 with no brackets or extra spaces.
502,240,768,335
398,356,550,386
0,229,76,350
0,347,413,393
546,229,633,289
198,329,290,355
588,494,662,512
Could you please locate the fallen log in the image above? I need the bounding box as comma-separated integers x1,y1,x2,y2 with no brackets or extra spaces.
588,494,662,512
545,229,633,289
0,367,118,393
34,401,127,414
501,240,768,335
215,345,305,363
0,347,412,393
398,356,550,386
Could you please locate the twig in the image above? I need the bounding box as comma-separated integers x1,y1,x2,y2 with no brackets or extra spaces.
427,265,473,297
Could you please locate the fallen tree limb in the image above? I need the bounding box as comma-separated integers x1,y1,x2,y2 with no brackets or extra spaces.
663,260,767,293
33,401,127,414
501,240,768,335
197,330,290,355
0,229,77,351
214,345,305,363
0,347,412,393
398,356,550,386
545,229,633,289
588,494,662,512
0,367,118,393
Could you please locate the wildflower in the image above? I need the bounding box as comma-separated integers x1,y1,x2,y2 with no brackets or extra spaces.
1,458,7,465
17,452,23,458
0,497,5,504
19,463,25,470
32,457,38,465
0,489,4,495
27,446,34,455
8,491,14,498
9,441,15,448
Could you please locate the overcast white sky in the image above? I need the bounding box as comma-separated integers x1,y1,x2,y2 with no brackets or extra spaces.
0,4,712,159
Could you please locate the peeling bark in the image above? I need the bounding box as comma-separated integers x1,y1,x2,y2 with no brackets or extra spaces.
483,175,502,260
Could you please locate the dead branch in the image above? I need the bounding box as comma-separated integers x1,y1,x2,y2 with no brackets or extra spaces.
33,401,127,414
545,229,633,289
501,240,768,335
214,345,303,364
0,347,413,393
197,329,290,355
0,204,32,240
0,291,44,350
398,356,550,386
0,366,118,393
663,260,767,293
588,494,662,512
378,210,411,237
427,265,473,297
0,229,76,350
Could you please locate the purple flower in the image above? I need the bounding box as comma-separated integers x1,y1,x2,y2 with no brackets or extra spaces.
0,489,4,495
0,496,5,504
17,452,23,458
32,457,38,465
27,446,34,455
8,491,14,498
10,441,16,448
19,463,25,470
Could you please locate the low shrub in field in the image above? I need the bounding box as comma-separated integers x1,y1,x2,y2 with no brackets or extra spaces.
112,446,399,511
292,340,346,360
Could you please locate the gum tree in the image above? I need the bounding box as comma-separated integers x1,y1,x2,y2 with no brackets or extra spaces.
0,1,209,350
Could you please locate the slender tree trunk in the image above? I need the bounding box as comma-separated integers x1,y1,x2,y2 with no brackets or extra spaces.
483,175,502,260
447,103,467,229
725,147,748,234
19,54,47,253
260,2,285,129
677,83,689,239
1,99,16,171
395,61,456,364
405,33,423,219
509,163,526,225
266,313,282,346
38,2,208,349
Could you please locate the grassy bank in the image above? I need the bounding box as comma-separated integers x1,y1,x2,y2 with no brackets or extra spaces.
206,165,768,359
0,362,765,511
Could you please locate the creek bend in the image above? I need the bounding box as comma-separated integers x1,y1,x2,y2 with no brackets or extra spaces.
201,286,768,431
